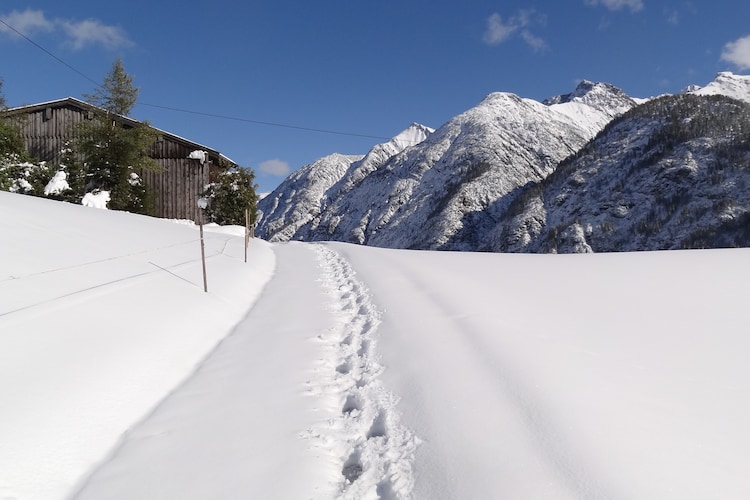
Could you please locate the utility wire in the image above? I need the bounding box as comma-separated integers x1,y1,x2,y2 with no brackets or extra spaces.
137,101,392,140
0,17,400,142
0,17,101,89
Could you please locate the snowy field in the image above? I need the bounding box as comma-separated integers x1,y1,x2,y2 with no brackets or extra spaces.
2,190,750,499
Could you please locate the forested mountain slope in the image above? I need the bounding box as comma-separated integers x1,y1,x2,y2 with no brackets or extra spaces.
496,94,750,252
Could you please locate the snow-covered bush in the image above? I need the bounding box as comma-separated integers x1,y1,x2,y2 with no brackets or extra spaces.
200,167,258,226
0,158,55,195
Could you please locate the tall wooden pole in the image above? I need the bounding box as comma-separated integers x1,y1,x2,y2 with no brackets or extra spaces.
199,211,208,293
244,207,249,263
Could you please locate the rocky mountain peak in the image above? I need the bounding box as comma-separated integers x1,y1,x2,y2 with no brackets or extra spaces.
686,71,750,103
544,80,636,116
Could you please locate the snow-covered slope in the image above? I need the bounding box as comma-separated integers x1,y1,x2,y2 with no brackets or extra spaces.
687,71,750,103
0,190,275,500
256,124,434,243
258,73,750,253
543,79,636,136
4,191,750,499
259,81,637,250
256,153,362,242
345,89,616,250
498,94,750,252
324,123,436,203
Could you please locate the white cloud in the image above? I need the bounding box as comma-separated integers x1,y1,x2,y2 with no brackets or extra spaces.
482,10,547,51
0,8,131,50
0,9,54,36
521,30,547,51
258,159,290,177
483,13,518,45
584,0,644,12
721,34,750,71
60,19,132,50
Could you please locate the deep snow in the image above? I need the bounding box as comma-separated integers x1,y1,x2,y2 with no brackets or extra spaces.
2,190,750,499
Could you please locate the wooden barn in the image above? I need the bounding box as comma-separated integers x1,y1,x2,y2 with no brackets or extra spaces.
3,97,237,221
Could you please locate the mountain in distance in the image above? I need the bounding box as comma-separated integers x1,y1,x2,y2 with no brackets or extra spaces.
685,71,750,103
496,93,750,253
256,153,362,242
257,124,434,243
491,72,750,252
258,80,637,249
257,72,750,253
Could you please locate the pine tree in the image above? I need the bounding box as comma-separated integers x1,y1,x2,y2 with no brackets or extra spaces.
83,58,138,115
0,77,6,110
0,77,30,163
75,59,159,213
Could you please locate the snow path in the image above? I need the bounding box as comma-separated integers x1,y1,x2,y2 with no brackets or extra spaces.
72,243,417,499
309,244,418,499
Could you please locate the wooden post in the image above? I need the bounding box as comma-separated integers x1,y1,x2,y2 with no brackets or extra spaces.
199,214,208,293
197,197,209,293
244,207,249,263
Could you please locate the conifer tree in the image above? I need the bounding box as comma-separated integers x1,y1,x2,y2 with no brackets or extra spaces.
75,59,159,213
83,58,138,115
0,77,31,164
0,77,6,109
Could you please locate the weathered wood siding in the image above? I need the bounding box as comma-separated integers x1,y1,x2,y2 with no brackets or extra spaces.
11,104,89,163
146,136,214,221
7,99,232,221
142,157,209,222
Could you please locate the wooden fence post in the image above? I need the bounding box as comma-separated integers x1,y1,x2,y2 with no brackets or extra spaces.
244,207,249,263
197,197,209,292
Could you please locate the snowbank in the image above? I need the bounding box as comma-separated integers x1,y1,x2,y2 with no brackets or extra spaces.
81,190,110,209
0,191,274,500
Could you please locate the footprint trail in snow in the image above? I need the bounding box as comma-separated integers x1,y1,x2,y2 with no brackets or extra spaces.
305,244,420,499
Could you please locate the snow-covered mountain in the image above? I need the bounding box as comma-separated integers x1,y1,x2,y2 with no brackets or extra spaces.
543,79,637,136
256,153,363,242
258,81,637,249
496,93,750,253
686,71,750,103
256,124,434,242
258,72,750,253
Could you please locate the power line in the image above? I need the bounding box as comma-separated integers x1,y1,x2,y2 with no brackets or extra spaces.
137,102,391,140
0,17,399,142
0,17,101,89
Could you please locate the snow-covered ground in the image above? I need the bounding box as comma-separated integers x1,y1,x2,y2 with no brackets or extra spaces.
2,190,750,499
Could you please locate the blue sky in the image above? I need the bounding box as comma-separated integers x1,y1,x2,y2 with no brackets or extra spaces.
2,1,750,193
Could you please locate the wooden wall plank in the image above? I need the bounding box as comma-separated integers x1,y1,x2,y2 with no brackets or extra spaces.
9,101,229,221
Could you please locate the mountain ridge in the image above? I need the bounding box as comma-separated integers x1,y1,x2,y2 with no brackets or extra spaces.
257,72,750,253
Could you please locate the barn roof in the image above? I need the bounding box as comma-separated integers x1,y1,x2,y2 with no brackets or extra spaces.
4,97,237,166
